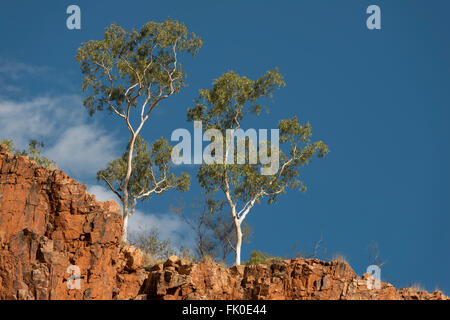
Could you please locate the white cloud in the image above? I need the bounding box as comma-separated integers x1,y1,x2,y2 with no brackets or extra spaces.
46,125,118,177
87,184,119,203
0,80,21,94
0,96,80,146
0,58,49,80
86,184,194,248
0,95,119,178
128,210,195,248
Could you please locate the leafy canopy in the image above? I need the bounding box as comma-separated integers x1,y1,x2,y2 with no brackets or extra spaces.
98,135,190,209
245,250,283,266
187,69,284,131
76,18,202,117
186,69,329,213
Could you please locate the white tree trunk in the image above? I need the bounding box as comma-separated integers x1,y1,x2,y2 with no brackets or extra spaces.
234,221,243,266
121,134,136,243
122,212,129,243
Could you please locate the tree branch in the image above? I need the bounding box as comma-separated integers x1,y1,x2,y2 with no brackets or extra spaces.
99,175,122,201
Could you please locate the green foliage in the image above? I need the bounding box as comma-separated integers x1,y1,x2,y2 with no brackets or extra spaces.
187,69,328,208
76,19,199,243
245,250,283,266
76,18,202,116
187,69,284,132
98,135,190,208
1,139,56,169
0,139,15,152
186,69,328,265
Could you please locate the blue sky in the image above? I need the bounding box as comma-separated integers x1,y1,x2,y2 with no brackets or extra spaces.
0,0,449,293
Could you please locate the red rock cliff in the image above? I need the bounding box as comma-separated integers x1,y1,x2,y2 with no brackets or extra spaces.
0,145,146,299
145,256,447,300
0,145,447,300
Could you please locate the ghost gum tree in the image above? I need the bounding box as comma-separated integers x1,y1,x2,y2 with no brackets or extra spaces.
76,19,202,242
186,70,329,265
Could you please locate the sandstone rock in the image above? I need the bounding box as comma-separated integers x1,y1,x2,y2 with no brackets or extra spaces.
119,245,145,272
115,269,148,300
150,264,164,272
143,258,449,300
163,255,180,268
0,147,147,300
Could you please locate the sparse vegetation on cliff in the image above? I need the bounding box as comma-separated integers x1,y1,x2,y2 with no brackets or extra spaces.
0,139,56,168
245,250,283,266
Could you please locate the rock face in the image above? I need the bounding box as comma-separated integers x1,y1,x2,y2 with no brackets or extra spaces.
0,145,447,300
144,256,448,300
0,145,145,299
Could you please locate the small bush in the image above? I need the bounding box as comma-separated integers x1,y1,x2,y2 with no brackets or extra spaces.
129,228,200,267
1,139,56,169
129,228,177,267
245,250,284,266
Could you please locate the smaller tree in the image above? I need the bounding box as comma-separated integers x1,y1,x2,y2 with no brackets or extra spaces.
98,135,190,242
187,69,328,265
245,250,283,266
0,139,15,152
1,139,56,168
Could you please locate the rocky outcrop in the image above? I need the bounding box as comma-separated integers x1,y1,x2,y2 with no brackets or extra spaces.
0,145,145,299
0,144,447,300
143,256,448,300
